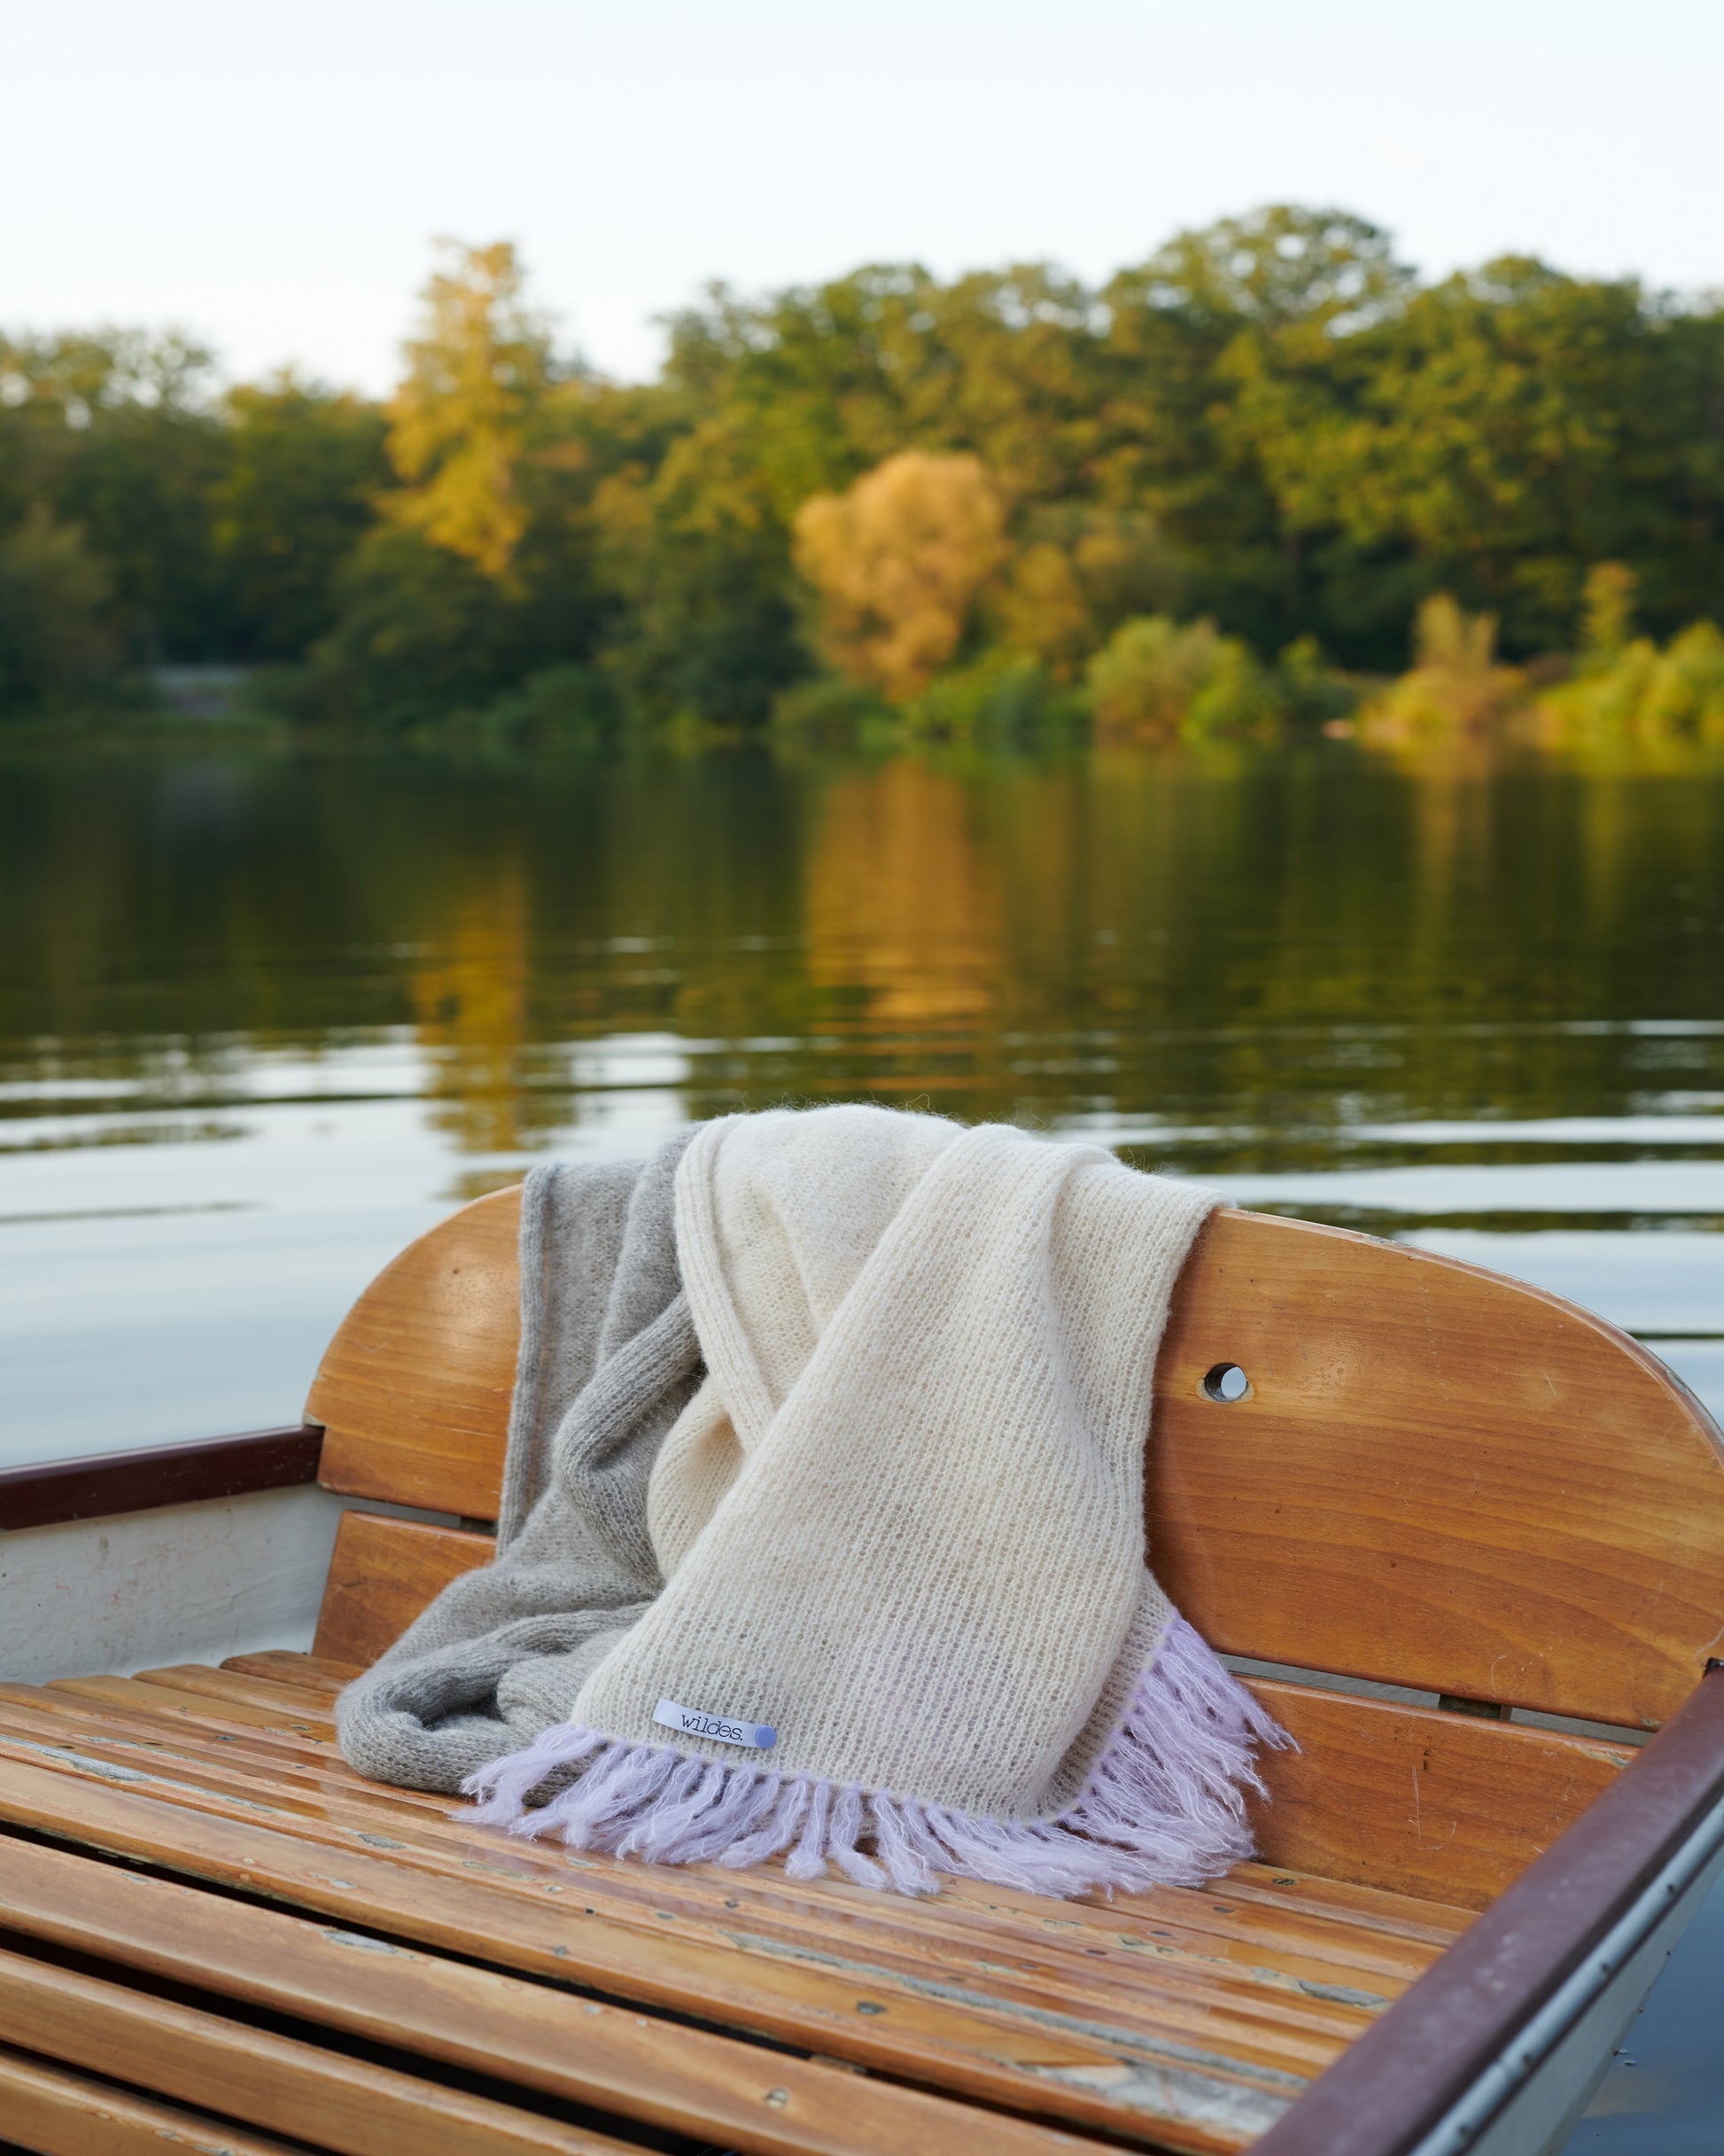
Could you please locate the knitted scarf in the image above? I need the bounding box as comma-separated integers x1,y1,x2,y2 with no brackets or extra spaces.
335,1134,699,1793
464,1107,1285,1899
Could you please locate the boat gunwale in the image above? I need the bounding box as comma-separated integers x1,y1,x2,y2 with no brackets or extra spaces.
1251,1665,1724,2155
0,1425,324,1533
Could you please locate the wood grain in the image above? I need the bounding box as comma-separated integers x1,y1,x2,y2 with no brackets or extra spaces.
45,1673,333,1740
0,1693,1381,2070
312,1513,495,1666
0,1677,1453,2013
0,1831,1066,2156
309,1184,522,1517
304,1192,1724,1727
132,1662,339,1725
1152,1209,1724,1727
0,1678,346,1779
0,2043,308,2156
46,1664,1666,2152
0,1938,642,2156
2,1644,1625,2156
1243,1680,1633,1909
0,1748,1318,2151
225,1649,364,1691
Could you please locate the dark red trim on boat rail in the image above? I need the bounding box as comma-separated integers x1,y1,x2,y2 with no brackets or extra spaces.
0,1426,324,1533
1254,1665,1724,2156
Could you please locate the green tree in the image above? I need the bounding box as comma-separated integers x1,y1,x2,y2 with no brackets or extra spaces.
1085,613,1278,741
1226,262,1724,658
6,205,1720,728
0,330,228,660
306,525,537,728
1359,595,1527,741
213,377,388,660
0,508,115,713
1120,205,1415,334
587,399,809,727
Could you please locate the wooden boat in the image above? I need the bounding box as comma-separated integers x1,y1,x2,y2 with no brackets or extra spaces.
2,1192,1722,2156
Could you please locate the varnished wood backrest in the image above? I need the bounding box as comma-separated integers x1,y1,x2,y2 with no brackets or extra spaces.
311,1186,522,1521
308,1188,1724,1732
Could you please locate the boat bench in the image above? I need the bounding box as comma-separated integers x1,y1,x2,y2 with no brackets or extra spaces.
3,1193,1723,2156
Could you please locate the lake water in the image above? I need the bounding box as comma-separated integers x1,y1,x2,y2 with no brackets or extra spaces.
3,735,1721,2146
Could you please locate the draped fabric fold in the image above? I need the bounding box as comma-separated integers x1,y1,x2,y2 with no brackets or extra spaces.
450,1106,1286,1897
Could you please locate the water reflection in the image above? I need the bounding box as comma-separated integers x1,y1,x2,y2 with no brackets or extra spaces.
3,741,1721,1443
807,760,1005,1029
7,743,1724,1140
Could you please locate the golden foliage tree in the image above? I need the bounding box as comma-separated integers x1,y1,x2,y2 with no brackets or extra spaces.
793,451,1007,701
384,241,551,582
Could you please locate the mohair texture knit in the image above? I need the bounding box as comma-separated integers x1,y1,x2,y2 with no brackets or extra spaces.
464,1107,1286,1898
334,1131,699,1793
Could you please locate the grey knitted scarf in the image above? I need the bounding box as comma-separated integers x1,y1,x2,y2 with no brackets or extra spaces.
335,1130,699,1793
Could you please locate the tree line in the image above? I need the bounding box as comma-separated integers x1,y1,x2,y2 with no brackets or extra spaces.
4,205,1722,740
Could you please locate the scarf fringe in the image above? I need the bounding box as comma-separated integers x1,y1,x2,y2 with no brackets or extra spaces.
460,1615,1290,1898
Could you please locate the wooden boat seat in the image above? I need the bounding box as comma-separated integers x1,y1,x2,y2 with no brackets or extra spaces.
3,1192,1722,2156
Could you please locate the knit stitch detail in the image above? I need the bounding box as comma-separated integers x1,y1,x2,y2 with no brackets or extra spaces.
577,1113,1218,1816
461,1615,1290,1898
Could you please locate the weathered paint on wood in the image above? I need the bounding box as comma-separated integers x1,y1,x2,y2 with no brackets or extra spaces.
0,1716,1395,2152
0,1685,1444,2020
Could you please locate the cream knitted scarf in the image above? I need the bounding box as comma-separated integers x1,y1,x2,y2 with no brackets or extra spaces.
467,1107,1285,1898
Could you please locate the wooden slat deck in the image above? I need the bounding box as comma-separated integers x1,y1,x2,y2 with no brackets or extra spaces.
0,1654,1472,2155
0,1948,641,2156
0,2045,315,2156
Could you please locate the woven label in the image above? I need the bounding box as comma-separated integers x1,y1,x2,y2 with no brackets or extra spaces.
654,1697,777,1750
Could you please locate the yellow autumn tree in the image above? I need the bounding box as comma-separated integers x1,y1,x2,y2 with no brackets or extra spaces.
384,241,552,582
793,451,1007,701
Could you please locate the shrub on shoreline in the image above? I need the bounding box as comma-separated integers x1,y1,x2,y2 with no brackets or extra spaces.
1085,615,1282,742
1537,569,1724,743
1356,596,1527,743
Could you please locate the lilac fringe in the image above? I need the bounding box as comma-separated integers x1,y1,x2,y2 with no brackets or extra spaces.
460,1615,1290,1899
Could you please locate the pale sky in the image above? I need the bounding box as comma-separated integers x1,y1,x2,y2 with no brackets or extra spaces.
4,0,1720,392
